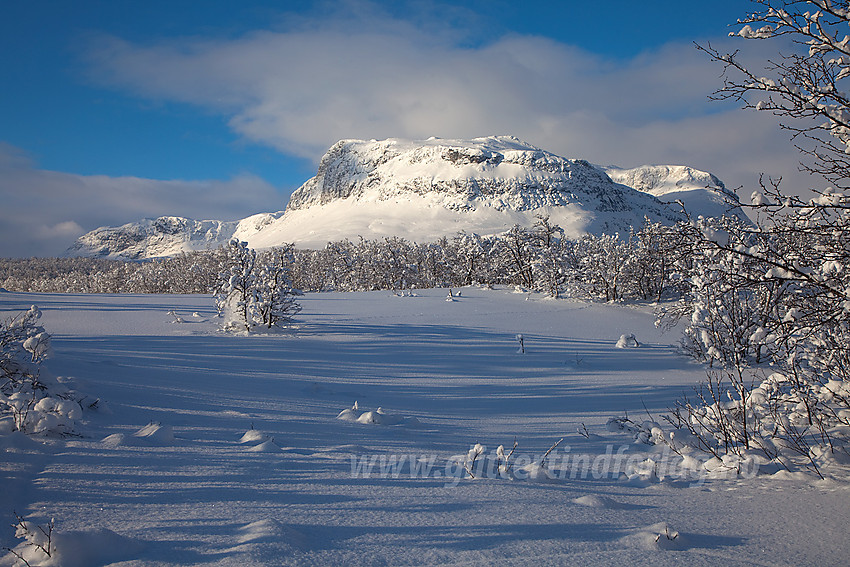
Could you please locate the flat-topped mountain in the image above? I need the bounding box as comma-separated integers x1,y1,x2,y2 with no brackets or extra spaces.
66,136,744,259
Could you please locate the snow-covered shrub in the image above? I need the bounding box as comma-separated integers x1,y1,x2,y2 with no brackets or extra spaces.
606,416,664,445
665,368,850,478
0,306,88,436
656,213,850,477
336,402,418,426
457,438,562,481
4,513,56,565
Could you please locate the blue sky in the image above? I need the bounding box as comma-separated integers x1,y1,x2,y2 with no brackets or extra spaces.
0,0,797,256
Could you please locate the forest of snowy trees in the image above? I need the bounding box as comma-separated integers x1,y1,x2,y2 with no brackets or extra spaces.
0,216,710,304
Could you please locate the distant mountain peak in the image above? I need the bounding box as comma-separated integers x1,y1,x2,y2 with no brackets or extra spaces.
66,137,745,260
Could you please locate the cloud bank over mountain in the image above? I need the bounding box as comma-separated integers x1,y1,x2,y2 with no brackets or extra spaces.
83,11,799,191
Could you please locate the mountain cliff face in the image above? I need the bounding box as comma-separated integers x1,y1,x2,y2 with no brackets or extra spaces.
288,137,673,214
66,136,744,259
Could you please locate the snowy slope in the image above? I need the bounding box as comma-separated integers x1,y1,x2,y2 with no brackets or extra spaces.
603,164,747,221
66,137,744,259
1,289,847,566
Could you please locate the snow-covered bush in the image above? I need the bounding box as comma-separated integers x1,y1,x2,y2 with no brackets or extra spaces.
457,438,562,481
0,306,88,436
215,240,301,331
657,214,850,477
652,1,850,479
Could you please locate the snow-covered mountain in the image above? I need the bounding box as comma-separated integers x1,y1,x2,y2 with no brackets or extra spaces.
66,136,744,259
65,213,283,261
602,164,742,220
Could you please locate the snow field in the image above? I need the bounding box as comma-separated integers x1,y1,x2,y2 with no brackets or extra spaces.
1,288,848,565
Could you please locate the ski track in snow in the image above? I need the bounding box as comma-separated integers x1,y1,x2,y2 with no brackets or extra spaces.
0,288,848,566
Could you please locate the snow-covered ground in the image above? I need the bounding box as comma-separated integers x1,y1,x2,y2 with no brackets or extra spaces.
1,288,847,565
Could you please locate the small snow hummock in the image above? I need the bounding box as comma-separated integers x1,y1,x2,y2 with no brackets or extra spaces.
336,402,419,426
5,518,144,567
102,422,176,447
238,427,282,452
239,428,270,445
236,519,307,548
615,333,640,348
572,494,623,509
621,522,684,551
246,439,283,453
513,462,558,483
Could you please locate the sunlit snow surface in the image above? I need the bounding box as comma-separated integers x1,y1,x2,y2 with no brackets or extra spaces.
1,289,848,566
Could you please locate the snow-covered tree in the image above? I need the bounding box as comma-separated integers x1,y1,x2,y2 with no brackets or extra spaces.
573,233,632,302
447,232,489,286
497,225,536,289
530,215,572,298
215,240,301,331
626,219,694,303
662,0,850,474
215,239,258,331
254,245,302,329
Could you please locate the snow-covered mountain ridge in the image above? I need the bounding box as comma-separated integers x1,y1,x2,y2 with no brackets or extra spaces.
65,213,284,260
66,136,743,259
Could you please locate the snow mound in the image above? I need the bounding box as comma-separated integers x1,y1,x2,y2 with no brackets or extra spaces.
246,439,283,453
0,430,44,452
336,403,419,426
572,494,623,509
236,519,307,548
133,422,175,444
513,462,559,483
239,428,270,445
621,522,685,551
615,333,640,348
102,422,176,447
4,525,143,567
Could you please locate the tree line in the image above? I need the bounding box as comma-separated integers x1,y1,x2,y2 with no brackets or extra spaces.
0,216,708,304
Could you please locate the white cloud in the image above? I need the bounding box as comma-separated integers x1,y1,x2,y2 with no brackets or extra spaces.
0,145,281,257
83,13,813,194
